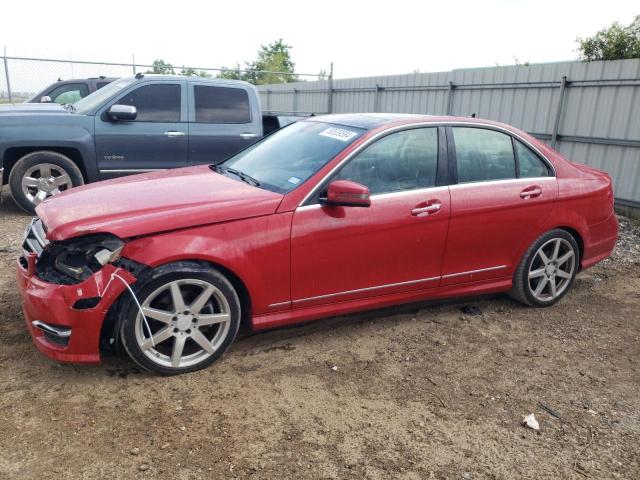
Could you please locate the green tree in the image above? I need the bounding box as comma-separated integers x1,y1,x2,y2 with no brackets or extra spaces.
577,15,640,61
217,63,243,80
145,59,175,74
243,39,297,85
180,66,211,77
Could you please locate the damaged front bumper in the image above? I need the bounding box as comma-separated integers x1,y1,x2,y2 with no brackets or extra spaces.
17,259,136,364
17,247,138,365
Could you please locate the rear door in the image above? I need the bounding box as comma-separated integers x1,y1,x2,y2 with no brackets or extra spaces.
187,83,262,165
440,126,558,285
94,81,188,176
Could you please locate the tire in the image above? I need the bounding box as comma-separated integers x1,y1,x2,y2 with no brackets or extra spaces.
8,151,84,213
119,262,241,375
510,229,579,307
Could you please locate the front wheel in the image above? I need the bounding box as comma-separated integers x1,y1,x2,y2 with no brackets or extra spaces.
8,151,84,213
510,229,579,307
119,262,241,375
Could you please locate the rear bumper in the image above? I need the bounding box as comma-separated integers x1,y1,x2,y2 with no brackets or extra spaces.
581,211,618,270
16,260,135,364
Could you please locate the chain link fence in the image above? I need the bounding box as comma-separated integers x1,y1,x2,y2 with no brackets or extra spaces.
0,51,325,104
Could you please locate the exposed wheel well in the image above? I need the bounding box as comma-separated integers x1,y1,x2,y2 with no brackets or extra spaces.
557,226,584,262
2,147,87,184
99,259,253,354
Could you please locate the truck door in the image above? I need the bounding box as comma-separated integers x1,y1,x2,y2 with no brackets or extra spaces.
94,81,188,177
187,83,262,166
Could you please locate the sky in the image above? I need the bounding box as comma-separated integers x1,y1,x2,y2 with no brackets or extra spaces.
1,0,638,80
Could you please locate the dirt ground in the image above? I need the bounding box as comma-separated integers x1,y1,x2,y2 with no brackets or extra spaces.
0,188,638,480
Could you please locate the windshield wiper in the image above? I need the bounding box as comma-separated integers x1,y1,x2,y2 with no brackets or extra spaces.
210,165,260,187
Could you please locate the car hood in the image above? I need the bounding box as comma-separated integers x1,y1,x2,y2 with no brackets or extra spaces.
36,166,284,241
0,103,69,115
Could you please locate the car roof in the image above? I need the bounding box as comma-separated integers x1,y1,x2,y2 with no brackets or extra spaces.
308,113,525,134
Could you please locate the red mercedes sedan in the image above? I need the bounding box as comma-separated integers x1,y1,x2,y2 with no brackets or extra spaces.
17,114,618,374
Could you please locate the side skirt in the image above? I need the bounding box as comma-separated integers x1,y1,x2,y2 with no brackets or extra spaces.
252,276,512,330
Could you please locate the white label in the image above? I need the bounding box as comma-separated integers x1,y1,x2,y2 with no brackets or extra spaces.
287,176,301,185
319,127,358,142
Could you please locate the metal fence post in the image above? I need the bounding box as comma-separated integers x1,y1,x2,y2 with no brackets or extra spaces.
3,46,12,103
446,81,455,115
293,88,298,113
327,62,334,114
551,76,568,148
132,54,136,75
266,89,271,112
374,84,383,112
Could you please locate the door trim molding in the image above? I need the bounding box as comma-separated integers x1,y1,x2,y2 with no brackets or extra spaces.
290,275,441,305
99,168,167,173
275,264,509,308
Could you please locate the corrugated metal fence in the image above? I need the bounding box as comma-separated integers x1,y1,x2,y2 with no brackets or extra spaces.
257,59,640,208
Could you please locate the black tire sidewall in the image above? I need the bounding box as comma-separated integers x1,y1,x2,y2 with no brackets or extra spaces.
119,263,241,375
8,151,84,213
521,230,579,307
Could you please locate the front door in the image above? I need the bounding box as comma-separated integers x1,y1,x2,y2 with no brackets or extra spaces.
95,82,187,177
441,126,558,285
291,126,451,308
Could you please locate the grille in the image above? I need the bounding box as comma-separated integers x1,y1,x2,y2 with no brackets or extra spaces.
22,218,49,257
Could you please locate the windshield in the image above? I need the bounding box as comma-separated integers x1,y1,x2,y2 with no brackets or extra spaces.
72,78,136,114
220,121,365,193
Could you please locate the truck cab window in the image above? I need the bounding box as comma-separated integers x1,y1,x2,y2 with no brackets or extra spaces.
194,85,250,123
115,84,181,122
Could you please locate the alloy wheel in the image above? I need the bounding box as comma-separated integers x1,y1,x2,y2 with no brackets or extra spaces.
527,238,576,302
134,279,232,369
21,163,73,206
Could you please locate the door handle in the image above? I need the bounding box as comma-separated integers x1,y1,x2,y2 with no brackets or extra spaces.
520,186,542,199
411,202,441,216
164,131,185,138
240,133,259,140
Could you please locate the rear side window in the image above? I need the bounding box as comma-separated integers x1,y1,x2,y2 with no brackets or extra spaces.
453,127,516,183
48,83,89,104
515,140,551,177
115,84,181,122
97,82,111,90
334,127,438,195
194,85,251,123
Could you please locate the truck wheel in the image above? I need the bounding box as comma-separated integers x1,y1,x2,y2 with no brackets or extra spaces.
119,262,241,375
8,151,84,213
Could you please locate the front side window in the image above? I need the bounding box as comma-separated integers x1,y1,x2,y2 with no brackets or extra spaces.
194,85,250,123
333,127,438,195
453,127,516,183
114,84,181,122
73,78,136,114
48,83,89,104
515,140,551,178
220,121,364,194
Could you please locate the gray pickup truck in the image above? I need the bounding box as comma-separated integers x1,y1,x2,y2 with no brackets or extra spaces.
0,74,295,213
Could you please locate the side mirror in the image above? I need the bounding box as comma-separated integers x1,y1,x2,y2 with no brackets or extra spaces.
39,96,52,103
321,180,371,208
107,104,137,122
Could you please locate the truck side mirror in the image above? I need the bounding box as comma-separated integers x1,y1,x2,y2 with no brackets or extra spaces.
107,104,137,122
39,96,52,103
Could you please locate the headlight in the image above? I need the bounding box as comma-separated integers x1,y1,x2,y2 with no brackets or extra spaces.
37,234,125,284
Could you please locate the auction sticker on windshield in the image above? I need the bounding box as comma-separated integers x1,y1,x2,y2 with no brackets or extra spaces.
319,127,359,142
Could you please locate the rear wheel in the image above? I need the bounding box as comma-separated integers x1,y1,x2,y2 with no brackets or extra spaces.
511,229,579,307
8,151,84,213
119,262,241,375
